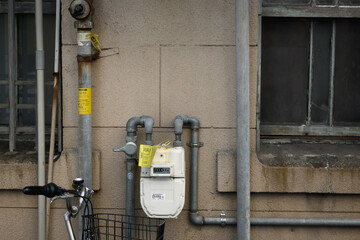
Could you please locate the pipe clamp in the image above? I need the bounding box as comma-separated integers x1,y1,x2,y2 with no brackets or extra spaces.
220,211,226,227
186,142,204,148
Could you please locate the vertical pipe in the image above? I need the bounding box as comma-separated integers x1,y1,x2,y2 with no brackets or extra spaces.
54,0,60,75
307,20,314,126
8,0,16,152
45,2,61,237
190,130,199,212
255,0,262,152
125,133,137,219
78,30,92,192
329,19,336,127
236,0,250,239
35,0,46,239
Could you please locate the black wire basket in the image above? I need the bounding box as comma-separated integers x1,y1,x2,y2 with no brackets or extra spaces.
82,213,165,240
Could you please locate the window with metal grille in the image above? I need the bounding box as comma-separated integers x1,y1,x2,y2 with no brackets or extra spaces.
0,0,61,153
258,0,360,143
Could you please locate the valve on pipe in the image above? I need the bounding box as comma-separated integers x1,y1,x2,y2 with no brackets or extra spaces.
69,0,92,20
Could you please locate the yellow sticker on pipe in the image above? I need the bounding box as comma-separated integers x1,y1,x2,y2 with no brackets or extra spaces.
90,33,102,52
139,145,157,168
78,88,91,115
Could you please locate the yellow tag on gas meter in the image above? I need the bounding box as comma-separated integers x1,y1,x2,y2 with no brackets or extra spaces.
139,145,157,167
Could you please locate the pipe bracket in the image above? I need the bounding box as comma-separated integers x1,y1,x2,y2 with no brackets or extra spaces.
77,53,99,62
220,211,226,227
186,142,204,148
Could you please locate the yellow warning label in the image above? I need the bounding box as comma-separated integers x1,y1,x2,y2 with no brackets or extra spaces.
78,88,91,115
90,33,102,52
139,145,157,168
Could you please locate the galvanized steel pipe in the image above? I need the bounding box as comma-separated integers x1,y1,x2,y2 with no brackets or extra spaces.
69,2,94,239
78,42,93,190
35,0,46,239
124,115,154,218
251,218,360,227
236,0,251,238
120,116,154,239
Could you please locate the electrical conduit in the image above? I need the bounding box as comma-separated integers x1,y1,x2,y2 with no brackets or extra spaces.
35,0,46,239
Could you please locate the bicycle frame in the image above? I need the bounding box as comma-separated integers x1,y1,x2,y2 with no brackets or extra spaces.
60,183,92,240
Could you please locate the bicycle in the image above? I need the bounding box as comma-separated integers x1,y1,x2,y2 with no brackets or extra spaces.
23,178,165,240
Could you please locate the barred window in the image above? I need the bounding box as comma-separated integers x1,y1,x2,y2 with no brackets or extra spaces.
0,0,61,153
259,0,360,141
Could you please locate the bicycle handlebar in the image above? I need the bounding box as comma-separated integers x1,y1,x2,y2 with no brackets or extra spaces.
23,183,67,198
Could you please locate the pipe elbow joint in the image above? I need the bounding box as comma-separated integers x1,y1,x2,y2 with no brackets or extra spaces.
174,115,200,133
187,116,200,130
174,117,184,135
189,212,204,225
140,116,154,134
126,116,154,134
126,116,141,133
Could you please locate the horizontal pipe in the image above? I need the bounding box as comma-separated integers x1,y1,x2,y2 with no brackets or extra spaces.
251,218,360,227
191,216,360,227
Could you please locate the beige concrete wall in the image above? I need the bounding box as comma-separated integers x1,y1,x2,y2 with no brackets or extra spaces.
2,0,360,239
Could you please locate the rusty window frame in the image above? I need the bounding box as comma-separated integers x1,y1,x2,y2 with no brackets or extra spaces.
256,0,360,148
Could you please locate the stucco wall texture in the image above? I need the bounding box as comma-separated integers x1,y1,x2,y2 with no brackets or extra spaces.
2,0,360,239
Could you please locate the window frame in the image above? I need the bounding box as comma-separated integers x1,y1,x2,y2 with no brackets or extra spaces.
256,0,360,149
0,0,61,152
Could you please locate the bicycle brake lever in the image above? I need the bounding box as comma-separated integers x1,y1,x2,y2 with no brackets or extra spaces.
50,192,76,204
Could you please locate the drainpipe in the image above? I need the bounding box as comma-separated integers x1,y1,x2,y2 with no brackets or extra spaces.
69,0,94,192
69,1,95,239
236,0,251,238
114,116,155,216
35,0,46,239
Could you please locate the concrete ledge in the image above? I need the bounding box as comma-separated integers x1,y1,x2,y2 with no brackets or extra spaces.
0,149,101,190
217,148,360,194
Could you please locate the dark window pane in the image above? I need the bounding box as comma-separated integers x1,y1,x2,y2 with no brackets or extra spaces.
263,0,311,5
339,0,360,6
17,14,36,81
0,14,8,80
333,19,360,126
18,109,35,126
0,109,9,125
316,0,336,4
43,14,55,85
311,19,332,124
17,14,55,126
0,85,9,104
261,18,309,125
18,85,35,104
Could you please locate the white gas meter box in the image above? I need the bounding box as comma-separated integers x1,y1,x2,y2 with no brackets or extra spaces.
140,146,185,218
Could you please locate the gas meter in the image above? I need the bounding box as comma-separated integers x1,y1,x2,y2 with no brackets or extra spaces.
140,146,185,218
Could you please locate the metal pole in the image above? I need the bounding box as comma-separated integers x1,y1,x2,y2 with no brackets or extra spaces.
35,0,46,239
78,35,93,190
68,2,95,238
45,1,61,238
77,29,93,240
8,0,16,152
236,0,250,239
